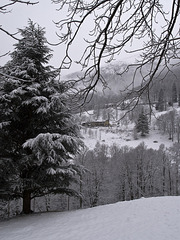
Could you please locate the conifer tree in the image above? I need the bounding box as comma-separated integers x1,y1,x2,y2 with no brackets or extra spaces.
172,82,177,104
0,20,83,214
156,88,165,112
136,111,149,137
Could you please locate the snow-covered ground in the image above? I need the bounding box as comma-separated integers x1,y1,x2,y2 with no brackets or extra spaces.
82,127,173,150
1,107,179,239
80,106,178,150
1,196,180,240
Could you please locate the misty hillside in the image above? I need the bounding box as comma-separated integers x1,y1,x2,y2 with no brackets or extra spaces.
65,61,180,114
65,61,180,95
64,61,147,94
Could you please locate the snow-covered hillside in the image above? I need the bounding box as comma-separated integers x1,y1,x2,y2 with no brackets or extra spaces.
1,196,180,240
82,127,173,150
80,106,178,150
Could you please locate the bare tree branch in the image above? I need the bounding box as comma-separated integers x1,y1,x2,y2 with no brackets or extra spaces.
52,0,180,108
0,1,39,39
0,0,38,13
0,26,19,40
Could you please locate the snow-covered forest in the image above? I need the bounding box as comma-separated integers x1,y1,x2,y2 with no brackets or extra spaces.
1,1,180,239
1,18,180,214
1,66,180,218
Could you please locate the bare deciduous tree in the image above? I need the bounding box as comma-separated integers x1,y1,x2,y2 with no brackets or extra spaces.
52,0,180,105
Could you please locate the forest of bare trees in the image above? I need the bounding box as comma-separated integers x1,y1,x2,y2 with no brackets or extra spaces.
2,140,180,219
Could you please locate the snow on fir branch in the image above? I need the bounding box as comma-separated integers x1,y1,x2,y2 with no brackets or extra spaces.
0,121,10,129
10,87,27,97
23,96,48,105
23,133,79,154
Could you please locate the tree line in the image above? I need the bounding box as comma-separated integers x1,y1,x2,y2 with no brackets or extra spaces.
75,142,180,208
155,109,180,142
2,140,179,218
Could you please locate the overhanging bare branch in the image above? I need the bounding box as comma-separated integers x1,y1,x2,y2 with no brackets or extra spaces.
52,0,180,107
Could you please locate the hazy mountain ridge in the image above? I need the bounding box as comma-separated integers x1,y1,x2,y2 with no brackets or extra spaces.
64,61,144,94
65,62,180,102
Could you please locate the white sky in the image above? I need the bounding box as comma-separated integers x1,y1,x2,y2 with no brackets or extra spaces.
0,1,102,74
0,0,139,74
0,0,174,75
0,1,71,70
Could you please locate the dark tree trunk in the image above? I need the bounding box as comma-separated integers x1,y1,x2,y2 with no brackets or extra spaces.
23,190,31,214
168,169,172,195
79,174,83,209
162,165,166,195
121,174,126,201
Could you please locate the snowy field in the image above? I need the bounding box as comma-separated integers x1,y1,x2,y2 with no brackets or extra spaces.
82,127,174,150
1,196,180,240
80,106,178,150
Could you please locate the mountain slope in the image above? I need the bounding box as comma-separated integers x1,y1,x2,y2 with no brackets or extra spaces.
1,196,180,240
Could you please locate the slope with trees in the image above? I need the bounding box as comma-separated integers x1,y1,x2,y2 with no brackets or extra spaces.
71,142,180,208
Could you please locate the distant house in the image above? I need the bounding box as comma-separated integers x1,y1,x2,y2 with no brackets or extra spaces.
82,119,110,127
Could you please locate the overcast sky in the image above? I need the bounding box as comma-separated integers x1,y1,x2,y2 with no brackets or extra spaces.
0,1,102,74
0,1,70,70
0,0,142,75
1,0,172,76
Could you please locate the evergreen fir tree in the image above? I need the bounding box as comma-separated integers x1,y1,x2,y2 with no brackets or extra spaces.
172,82,177,103
0,20,83,214
156,88,164,111
136,110,149,137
